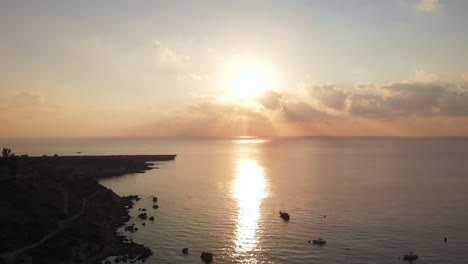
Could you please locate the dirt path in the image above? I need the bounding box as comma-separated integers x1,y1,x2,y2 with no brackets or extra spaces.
0,190,105,264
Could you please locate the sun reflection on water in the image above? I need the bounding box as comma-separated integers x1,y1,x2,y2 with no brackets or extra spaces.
232,159,268,261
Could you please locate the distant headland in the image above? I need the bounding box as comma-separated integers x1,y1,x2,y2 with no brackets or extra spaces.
0,150,176,264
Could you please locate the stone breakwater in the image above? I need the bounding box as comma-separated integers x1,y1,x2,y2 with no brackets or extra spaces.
0,154,176,264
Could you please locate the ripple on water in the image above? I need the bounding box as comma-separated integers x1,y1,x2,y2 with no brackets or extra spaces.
99,138,468,264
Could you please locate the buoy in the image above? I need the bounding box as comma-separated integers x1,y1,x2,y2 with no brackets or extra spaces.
444,237,447,242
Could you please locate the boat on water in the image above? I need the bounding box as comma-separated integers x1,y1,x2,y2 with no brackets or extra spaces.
312,238,327,245
403,251,419,261
279,211,290,221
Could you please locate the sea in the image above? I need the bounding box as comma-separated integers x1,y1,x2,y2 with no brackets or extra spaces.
1,137,468,263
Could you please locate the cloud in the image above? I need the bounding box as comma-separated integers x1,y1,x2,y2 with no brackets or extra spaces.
142,98,278,136
346,82,442,118
281,101,325,122
154,40,190,67
185,101,268,121
181,72,209,82
346,93,389,118
438,89,468,116
298,75,468,119
417,0,444,13
381,82,445,116
250,77,468,125
414,70,439,83
308,84,348,110
256,89,283,110
344,81,468,118
255,89,326,122
462,72,468,82
9,90,45,106
141,95,329,136
1,90,59,110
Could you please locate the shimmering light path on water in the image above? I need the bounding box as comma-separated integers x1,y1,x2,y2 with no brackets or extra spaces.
232,159,268,262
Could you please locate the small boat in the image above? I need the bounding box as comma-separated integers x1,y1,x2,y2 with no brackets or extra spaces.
312,238,327,245
403,251,419,261
279,211,290,221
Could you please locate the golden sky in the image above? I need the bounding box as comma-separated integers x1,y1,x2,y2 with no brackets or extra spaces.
1,0,468,137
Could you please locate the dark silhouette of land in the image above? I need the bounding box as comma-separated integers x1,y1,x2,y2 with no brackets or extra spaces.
0,152,176,264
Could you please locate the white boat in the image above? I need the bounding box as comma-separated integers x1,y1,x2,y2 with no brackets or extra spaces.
403,251,419,261
312,238,326,245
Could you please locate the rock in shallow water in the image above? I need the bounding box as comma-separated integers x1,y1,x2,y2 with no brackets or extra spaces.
138,213,147,220
200,252,213,262
124,226,135,232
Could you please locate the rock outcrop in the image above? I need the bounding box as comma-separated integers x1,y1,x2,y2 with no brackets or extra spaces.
200,252,213,262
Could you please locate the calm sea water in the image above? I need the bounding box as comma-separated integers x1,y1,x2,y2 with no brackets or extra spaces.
2,137,468,263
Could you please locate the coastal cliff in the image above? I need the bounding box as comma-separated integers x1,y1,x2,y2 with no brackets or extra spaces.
0,154,176,264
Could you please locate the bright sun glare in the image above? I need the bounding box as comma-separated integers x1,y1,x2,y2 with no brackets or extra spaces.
233,70,266,99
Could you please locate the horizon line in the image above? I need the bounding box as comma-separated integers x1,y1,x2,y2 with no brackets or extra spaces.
1,135,468,140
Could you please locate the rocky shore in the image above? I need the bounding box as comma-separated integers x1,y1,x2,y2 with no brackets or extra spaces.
0,154,175,264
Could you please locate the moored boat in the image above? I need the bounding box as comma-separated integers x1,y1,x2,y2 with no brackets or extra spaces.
312,238,326,245
403,251,419,261
279,211,290,221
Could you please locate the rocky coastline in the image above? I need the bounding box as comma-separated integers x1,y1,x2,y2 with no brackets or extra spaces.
0,154,176,264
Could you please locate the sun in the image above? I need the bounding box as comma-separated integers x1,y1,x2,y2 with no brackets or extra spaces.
233,69,266,98
223,57,276,100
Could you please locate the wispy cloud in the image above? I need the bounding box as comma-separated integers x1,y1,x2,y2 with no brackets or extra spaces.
180,72,210,82
154,40,190,67
414,70,439,83
462,72,468,82
417,0,444,14
1,90,59,110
